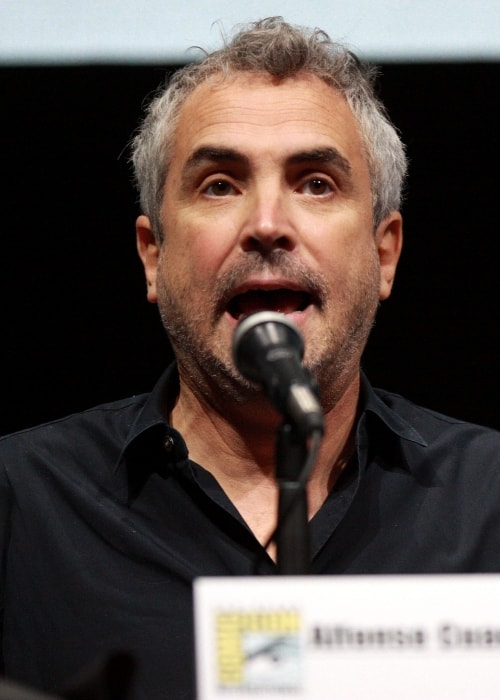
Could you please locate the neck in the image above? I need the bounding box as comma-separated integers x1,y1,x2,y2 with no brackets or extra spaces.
169,368,360,552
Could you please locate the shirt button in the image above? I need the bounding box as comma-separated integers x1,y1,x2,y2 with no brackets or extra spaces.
163,435,175,453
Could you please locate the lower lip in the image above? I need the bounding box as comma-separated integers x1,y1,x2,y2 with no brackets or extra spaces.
224,305,314,332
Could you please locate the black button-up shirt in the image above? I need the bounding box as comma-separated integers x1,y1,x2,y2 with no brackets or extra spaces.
0,365,499,699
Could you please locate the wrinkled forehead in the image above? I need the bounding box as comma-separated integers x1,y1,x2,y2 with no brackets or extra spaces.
169,71,365,166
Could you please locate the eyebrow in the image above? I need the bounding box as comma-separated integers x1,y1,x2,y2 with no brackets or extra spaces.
287,147,352,175
183,146,248,173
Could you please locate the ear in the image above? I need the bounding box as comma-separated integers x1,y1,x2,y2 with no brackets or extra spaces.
375,211,403,301
136,215,160,303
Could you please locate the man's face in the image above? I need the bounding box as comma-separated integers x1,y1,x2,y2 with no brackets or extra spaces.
137,72,401,409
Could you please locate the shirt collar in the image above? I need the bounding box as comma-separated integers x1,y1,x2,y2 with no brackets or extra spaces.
356,372,428,477
360,373,428,447
116,365,428,477
114,364,187,475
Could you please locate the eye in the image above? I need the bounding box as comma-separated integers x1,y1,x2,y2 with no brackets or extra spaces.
203,179,237,197
298,177,333,196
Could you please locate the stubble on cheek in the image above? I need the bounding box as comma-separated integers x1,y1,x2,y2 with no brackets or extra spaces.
153,250,240,392
308,249,381,410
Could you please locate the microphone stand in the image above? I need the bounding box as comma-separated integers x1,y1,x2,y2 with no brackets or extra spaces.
275,422,310,575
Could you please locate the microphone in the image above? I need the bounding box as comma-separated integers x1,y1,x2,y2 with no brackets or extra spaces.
232,311,324,437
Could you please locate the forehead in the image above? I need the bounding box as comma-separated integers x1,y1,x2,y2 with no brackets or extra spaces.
169,71,367,169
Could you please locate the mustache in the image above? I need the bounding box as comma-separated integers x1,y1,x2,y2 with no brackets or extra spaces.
211,250,329,316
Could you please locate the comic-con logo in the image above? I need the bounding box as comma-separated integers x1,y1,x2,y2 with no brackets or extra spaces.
216,609,301,691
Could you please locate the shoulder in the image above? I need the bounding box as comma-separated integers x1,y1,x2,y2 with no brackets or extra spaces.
373,386,500,463
0,394,149,469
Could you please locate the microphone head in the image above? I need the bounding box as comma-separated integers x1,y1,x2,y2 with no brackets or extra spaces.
232,311,324,435
232,311,304,383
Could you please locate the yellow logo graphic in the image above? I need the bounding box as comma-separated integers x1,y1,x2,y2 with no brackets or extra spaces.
216,610,301,690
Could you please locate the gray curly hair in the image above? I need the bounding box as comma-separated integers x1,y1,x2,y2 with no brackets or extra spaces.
131,17,407,242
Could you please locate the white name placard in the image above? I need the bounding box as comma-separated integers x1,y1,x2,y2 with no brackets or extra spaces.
194,574,500,699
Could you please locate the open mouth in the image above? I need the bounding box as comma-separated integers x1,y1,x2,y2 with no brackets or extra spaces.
227,289,313,320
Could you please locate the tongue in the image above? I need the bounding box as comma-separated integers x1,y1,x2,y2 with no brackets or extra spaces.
232,290,309,318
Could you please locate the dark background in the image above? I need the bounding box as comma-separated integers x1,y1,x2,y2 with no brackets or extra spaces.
1,61,499,435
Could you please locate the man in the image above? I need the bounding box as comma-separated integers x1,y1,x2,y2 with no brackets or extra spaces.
0,16,499,700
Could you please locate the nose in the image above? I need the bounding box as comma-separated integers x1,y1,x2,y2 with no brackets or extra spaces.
239,185,297,254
